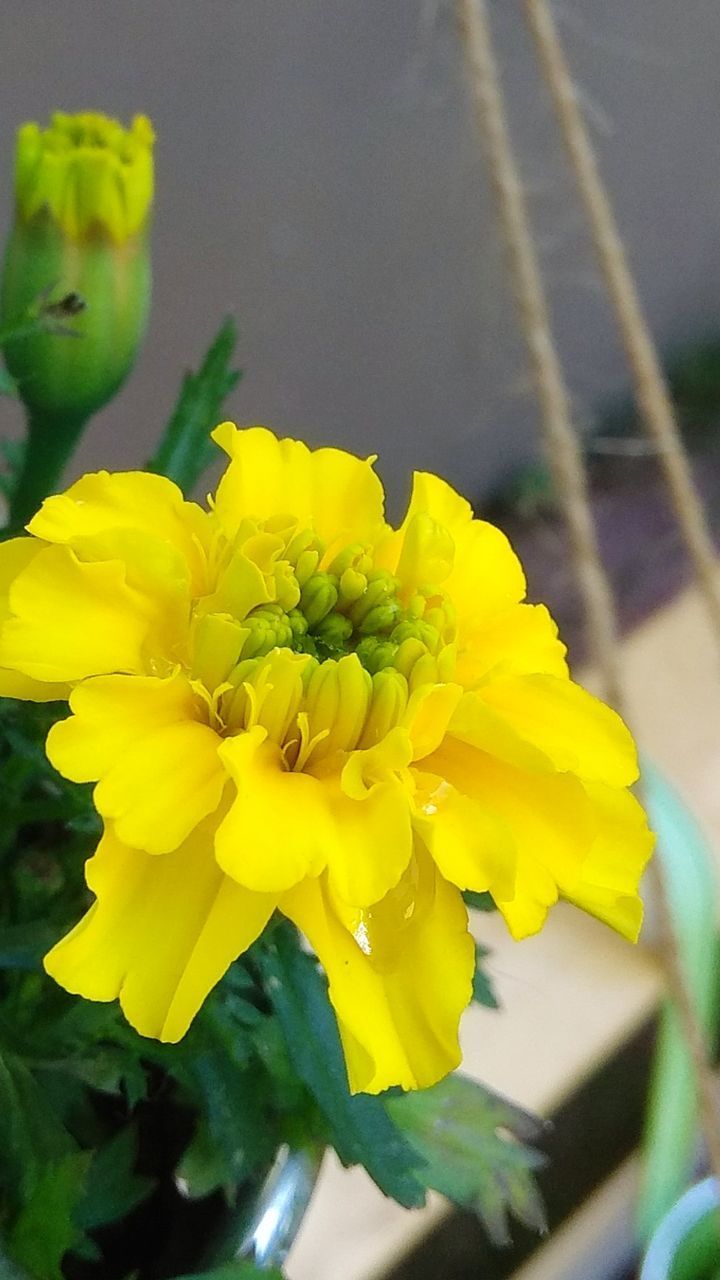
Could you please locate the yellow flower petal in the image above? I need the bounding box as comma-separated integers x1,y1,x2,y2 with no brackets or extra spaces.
455,603,568,689
0,544,154,682
476,673,639,786
562,782,653,941
319,772,414,907
44,822,276,1042
403,682,464,760
412,767,516,899
0,538,67,700
28,470,210,589
216,727,329,891
211,423,386,550
447,517,526,627
379,470,526,624
426,736,595,939
47,672,226,854
282,851,474,1094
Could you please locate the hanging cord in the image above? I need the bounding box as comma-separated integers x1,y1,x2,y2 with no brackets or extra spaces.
456,0,720,1187
522,0,720,646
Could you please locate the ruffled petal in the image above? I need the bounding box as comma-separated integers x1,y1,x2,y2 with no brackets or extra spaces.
320,773,413,907
47,672,226,854
455,603,568,689
0,544,155,682
0,537,68,700
561,782,653,941
44,822,276,1042
412,767,515,899
215,727,329,891
475,673,639,786
212,423,386,551
282,850,474,1094
379,471,526,623
426,736,595,938
28,470,210,594
403,682,464,760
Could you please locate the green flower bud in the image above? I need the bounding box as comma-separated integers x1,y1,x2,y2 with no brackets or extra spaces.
240,607,293,658
355,636,399,674
337,566,368,606
358,600,402,636
301,572,339,628
313,611,353,652
390,618,440,652
348,569,397,626
287,607,309,640
1,112,154,524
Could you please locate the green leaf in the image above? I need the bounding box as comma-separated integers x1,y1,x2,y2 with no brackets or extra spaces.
8,1153,89,1280
472,944,499,1010
172,1263,283,1280
0,921,58,971
179,1008,279,1193
255,924,427,1209
387,1074,547,1246
0,1051,76,1205
148,317,241,493
75,1124,154,1231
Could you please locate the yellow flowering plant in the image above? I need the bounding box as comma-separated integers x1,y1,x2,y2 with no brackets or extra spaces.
0,109,653,1280
0,423,653,1095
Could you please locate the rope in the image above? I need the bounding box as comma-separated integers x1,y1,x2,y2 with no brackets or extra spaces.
456,0,720,1189
522,0,720,648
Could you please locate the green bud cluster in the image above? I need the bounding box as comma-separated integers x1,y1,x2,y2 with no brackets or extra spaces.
230,536,457,684
240,603,294,659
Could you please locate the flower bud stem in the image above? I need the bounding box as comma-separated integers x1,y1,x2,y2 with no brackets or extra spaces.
8,408,89,530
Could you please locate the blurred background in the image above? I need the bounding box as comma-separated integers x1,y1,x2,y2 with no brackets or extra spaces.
1,2,719,513
3,4,720,1279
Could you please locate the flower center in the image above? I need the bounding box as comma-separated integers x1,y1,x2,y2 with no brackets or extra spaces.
189,520,458,760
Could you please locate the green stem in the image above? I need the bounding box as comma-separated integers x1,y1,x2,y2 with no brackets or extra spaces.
7,409,89,530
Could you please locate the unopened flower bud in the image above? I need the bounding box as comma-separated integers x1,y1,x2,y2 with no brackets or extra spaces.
358,600,402,636
1,112,154,524
2,113,153,423
301,572,339,628
313,611,353,652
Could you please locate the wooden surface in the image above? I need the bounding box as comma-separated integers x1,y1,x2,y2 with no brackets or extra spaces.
286,576,720,1280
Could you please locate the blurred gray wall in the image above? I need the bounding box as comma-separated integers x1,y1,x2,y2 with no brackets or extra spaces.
0,1,719,511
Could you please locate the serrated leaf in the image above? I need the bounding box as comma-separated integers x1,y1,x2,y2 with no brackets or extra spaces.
8,1152,89,1280
387,1074,547,1246
255,924,427,1209
472,944,499,1010
148,317,241,493
75,1124,154,1231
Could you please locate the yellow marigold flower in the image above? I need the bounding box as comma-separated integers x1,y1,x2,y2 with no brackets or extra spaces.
0,425,653,1094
